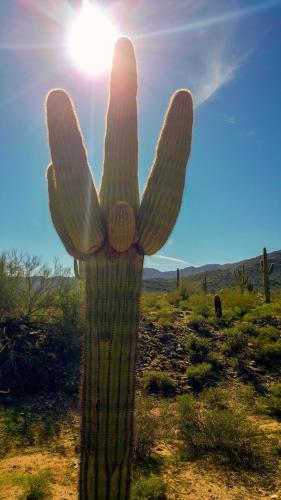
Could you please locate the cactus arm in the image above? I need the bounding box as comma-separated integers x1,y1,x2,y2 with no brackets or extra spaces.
260,259,264,273
46,90,105,254
99,38,139,213
46,164,86,260
137,90,193,255
269,262,274,274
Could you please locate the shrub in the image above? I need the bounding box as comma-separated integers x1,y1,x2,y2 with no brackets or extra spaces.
222,327,248,354
141,371,176,397
178,395,277,472
134,396,158,463
20,471,51,499
187,293,212,318
166,290,181,307
0,322,80,395
132,476,166,500
185,334,211,363
252,339,281,368
256,326,280,342
188,314,206,331
185,363,214,387
264,383,281,419
219,290,257,319
200,387,228,409
179,283,189,300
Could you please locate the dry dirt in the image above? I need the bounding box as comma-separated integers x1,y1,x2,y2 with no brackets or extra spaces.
0,414,280,499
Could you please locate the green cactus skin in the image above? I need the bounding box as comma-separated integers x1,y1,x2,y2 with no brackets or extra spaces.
202,275,208,294
176,268,180,290
45,38,193,499
234,265,248,295
260,247,274,304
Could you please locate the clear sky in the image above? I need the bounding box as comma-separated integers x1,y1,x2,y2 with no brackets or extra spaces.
0,0,281,271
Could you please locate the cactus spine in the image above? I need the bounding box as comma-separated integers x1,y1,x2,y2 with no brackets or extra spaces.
202,275,208,294
260,247,274,303
176,268,180,289
45,38,193,499
234,265,248,294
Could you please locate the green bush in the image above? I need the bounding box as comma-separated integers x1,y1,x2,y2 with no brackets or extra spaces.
188,314,206,331
134,396,158,462
185,334,211,363
178,395,277,472
222,326,248,354
252,339,281,368
185,363,214,387
256,326,280,342
200,387,228,409
132,476,166,500
141,371,176,397
264,383,281,419
187,293,212,318
20,471,51,499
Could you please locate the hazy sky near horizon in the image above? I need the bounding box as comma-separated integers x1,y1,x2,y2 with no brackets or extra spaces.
0,0,281,272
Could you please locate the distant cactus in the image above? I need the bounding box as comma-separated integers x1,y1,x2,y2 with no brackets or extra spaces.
247,281,254,292
234,265,248,294
176,268,180,289
45,38,193,499
214,294,222,318
202,275,208,294
260,247,274,303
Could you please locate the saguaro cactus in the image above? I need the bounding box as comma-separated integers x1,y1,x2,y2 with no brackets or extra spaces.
176,268,180,290
234,265,248,294
214,294,222,318
45,38,193,499
260,247,274,303
202,275,208,294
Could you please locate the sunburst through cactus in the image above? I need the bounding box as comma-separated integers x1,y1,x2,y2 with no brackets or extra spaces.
45,37,193,499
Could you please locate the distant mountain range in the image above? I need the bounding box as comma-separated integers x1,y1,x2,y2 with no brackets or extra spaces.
143,249,281,292
143,263,224,280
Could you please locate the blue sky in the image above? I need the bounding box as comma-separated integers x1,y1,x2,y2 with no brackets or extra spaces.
0,0,281,271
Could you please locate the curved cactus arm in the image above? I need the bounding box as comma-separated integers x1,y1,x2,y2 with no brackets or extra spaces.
260,259,264,273
137,89,193,255
99,38,139,213
46,90,105,254
47,165,86,260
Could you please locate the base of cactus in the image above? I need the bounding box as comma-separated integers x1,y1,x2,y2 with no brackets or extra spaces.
79,250,143,499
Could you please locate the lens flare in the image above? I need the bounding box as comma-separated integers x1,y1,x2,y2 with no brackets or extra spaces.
67,3,119,75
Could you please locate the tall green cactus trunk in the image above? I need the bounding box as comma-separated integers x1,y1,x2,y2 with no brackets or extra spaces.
80,253,143,499
260,247,274,304
45,38,193,499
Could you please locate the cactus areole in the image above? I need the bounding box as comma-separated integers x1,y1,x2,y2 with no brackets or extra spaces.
45,38,193,499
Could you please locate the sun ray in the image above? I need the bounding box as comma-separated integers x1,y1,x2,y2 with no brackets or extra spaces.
135,0,281,39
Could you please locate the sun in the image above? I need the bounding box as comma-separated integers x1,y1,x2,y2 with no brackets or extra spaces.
67,2,119,75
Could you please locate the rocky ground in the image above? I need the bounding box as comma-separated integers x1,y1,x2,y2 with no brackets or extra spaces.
0,314,280,499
